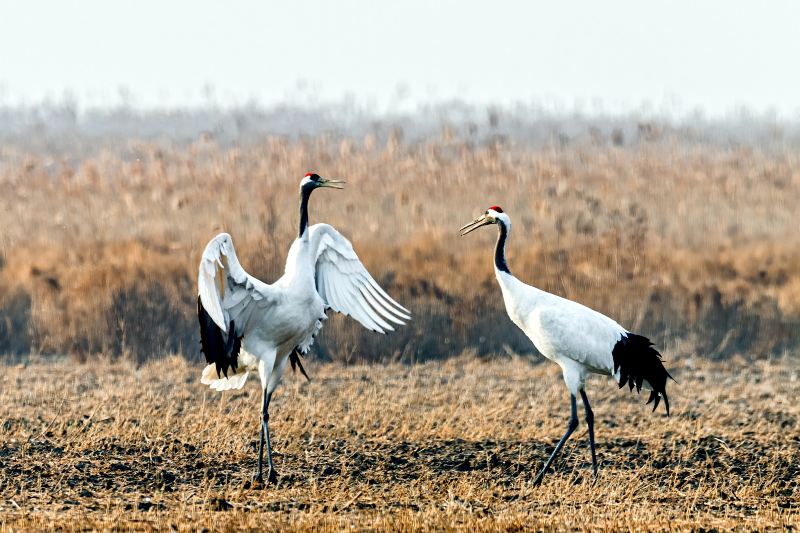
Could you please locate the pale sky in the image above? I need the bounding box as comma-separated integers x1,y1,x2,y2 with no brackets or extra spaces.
1,0,799,117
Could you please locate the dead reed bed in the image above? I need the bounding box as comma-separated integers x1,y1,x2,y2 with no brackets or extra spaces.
1,132,800,363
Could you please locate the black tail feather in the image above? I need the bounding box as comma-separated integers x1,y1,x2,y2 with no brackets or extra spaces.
646,390,660,412
197,296,242,379
289,348,311,381
612,333,674,415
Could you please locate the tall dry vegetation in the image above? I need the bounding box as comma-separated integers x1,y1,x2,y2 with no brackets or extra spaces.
1,127,799,363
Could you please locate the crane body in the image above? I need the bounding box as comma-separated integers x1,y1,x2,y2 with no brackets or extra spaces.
197,174,409,486
461,206,673,484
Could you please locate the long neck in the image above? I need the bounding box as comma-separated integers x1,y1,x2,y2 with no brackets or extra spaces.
298,187,311,238
494,221,511,274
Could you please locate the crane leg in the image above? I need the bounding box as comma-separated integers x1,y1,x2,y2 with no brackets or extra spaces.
533,394,578,486
579,389,598,478
255,389,277,486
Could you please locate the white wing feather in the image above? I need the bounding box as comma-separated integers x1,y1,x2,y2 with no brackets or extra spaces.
308,224,410,333
197,233,279,333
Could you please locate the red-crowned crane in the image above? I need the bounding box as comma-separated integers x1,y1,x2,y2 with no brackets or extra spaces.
197,173,410,486
460,206,673,484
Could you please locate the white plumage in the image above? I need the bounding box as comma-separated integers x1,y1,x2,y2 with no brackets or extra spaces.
197,173,409,486
460,205,672,484
495,269,626,394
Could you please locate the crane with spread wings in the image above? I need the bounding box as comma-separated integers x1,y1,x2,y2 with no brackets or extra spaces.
197,173,410,486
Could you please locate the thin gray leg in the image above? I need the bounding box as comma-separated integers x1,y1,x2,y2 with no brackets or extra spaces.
533,394,578,486
580,389,598,478
255,390,275,485
263,391,277,484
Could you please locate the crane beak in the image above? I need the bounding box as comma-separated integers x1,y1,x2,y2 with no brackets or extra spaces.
318,178,346,189
459,215,492,236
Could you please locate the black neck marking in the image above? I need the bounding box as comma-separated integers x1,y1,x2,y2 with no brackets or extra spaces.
299,184,313,237
495,220,510,274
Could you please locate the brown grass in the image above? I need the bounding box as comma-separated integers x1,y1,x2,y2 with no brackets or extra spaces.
1,124,800,527
1,134,800,362
0,355,797,531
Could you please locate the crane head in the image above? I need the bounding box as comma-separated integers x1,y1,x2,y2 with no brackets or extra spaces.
301,172,346,191
459,206,506,236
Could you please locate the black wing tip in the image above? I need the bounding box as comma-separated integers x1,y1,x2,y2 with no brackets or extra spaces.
289,348,311,381
645,390,670,415
197,296,242,380
613,332,673,415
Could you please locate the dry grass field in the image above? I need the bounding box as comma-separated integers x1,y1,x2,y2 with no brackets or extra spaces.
1,124,800,362
0,355,798,531
1,114,800,530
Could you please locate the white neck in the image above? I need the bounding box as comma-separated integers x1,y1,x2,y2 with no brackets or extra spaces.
494,257,547,330
495,267,522,298
281,237,315,286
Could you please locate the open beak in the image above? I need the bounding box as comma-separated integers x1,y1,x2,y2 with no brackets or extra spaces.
459,214,493,236
318,178,346,189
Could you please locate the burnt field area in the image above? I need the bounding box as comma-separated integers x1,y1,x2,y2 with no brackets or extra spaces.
0,356,798,531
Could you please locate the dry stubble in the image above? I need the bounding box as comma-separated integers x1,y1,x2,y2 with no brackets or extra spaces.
0,355,797,531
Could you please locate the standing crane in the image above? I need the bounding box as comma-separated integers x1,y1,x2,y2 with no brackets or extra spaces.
459,206,673,484
197,173,410,486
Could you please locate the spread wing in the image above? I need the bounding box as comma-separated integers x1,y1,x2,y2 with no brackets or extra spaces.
308,224,410,333
198,232,279,332
197,232,279,376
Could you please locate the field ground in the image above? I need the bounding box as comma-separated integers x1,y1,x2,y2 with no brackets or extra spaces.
0,355,797,531
2,110,799,531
